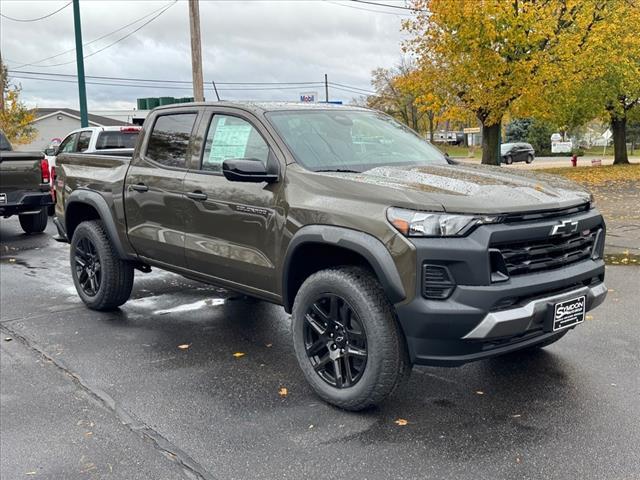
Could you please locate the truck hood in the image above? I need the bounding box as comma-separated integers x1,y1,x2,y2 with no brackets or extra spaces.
322,163,591,214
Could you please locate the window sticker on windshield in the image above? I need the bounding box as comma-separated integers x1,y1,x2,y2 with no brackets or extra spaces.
208,123,252,165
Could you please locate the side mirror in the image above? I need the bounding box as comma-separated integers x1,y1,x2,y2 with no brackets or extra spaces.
222,158,278,183
44,147,57,156
444,152,457,165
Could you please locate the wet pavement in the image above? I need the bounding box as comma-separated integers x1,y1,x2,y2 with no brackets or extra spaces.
1,217,639,479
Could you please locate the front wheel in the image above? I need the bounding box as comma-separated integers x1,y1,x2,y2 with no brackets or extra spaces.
526,154,534,164
19,209,48,234
291,267,411,411
70,220,134,311
505,155,513,165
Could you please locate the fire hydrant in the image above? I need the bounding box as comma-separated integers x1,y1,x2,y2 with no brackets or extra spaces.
571,154,578,167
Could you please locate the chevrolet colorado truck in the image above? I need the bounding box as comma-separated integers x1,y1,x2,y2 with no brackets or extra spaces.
0,130,53,233
53,103,607,410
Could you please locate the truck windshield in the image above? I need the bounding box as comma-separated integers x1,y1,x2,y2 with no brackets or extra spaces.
95,131,139,150
266,110,447,172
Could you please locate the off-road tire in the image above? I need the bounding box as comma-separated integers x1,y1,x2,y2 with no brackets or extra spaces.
526,154,534,164
18,209,48,234
291,266,411,411
70,220,134,311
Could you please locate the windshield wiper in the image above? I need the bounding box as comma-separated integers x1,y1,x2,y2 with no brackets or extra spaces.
315,168,362,173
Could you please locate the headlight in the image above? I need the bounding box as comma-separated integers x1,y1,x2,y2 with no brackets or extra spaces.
387,207,501,237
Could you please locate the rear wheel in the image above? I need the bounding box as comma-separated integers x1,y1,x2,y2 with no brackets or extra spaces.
18,209,48,234
291,267,411,411
70,220,134,311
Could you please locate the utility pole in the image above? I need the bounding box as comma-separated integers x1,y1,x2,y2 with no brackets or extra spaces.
72,0,88,127
324,73,329,103
188,0,204,102
0,51,5,113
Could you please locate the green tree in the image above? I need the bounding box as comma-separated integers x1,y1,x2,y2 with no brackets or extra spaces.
505,118,533,142
0,58,36,145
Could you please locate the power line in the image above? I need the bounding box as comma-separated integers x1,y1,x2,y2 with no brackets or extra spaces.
0,1,72,22
324,0,412,16
10,74,327,91
11,70,326,86
350,0,427,12
11,1,177,70
330,82,377,95
29,1,177,69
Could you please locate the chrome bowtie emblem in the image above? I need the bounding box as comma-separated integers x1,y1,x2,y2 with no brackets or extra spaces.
550,220,578,236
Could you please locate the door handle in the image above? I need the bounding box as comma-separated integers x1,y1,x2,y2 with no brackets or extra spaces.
186,191,208,201
131,183,148,192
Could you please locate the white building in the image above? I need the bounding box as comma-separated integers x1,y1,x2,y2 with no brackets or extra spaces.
21,108,130,151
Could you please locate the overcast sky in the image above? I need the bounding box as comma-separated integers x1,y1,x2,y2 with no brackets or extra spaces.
1,0,410,111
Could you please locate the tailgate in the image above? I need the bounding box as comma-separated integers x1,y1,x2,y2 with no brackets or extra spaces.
0,152,46,198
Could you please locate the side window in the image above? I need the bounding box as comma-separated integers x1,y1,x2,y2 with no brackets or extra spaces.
58,133,78,153
201,115,269,173
145,113,197,169
76,131,92,152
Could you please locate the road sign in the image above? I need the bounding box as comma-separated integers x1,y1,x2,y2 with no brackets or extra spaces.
603,129,612,140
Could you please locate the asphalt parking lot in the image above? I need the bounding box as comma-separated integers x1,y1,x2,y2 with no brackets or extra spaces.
1,217,639,480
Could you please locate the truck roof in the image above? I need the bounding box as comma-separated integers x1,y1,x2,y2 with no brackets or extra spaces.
152,101,371,115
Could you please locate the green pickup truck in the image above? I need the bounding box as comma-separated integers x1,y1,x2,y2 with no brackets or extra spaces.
0,130,52,234
53,102,607,410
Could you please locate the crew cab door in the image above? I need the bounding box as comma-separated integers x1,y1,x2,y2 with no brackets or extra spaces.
124,111,199,268
182,109,284,296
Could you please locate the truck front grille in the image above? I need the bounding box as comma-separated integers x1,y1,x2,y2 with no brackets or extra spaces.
492,227,601,276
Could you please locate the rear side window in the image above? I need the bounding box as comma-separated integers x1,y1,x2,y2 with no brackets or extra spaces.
76,131,92,152
145,114,197,168
96,131,139,150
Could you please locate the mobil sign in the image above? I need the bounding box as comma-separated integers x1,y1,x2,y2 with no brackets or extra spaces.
299,92,318,103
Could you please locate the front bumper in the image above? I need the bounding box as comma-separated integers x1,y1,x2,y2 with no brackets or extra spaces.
394,207,607,366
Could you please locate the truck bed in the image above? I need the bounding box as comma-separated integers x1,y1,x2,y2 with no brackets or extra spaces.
55,152,131,216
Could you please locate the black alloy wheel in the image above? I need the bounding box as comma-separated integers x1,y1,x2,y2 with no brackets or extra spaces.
74,236,102,296
303,293,368,388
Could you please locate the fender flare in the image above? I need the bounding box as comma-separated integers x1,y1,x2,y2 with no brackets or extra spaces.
282,225,406,312
65,190,129,259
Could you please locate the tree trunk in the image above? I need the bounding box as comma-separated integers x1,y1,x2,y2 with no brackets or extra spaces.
428,112,434,143
611,113,629,165
481,120,501,165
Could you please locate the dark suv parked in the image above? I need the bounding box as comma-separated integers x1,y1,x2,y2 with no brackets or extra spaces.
501,142,535,164
53,102,606,410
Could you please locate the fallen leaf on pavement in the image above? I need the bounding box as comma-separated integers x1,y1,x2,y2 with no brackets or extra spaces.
586,315,594,321
394,418,409,426
233,352,245,358
475,390,485,395
265,343,273,348
177,344,191,350
511,414,522,418
278,387,288,397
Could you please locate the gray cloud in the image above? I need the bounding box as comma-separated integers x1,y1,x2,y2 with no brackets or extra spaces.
1,0,409,110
